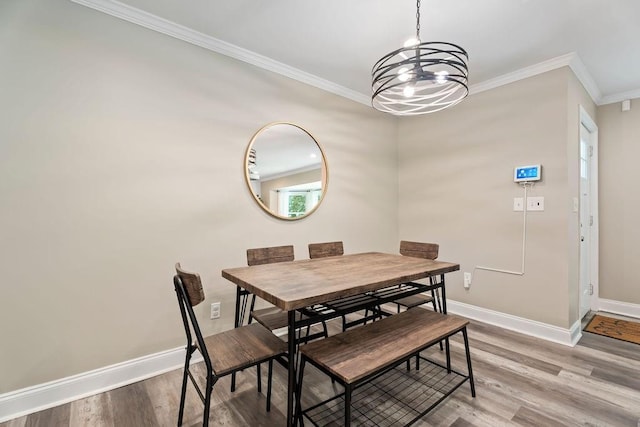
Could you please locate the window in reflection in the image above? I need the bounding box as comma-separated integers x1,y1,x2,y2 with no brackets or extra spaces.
275,182,322,218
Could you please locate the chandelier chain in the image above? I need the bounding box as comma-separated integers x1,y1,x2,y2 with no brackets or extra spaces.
416,0,421,39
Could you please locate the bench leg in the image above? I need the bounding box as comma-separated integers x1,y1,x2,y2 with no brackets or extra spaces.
445,337,451,373
257,363,262,393
462,327,476,397
344,384,352,427
295,357,307,426
266,360,273,412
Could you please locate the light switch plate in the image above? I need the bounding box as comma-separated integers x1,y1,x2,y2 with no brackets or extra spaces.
527,196,544,211
513,197,524,211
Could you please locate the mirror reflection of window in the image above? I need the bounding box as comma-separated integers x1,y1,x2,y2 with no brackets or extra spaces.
245,123,327,220
273,181,322,218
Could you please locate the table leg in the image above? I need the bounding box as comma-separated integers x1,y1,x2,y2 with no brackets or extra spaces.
440,274,447,314
234,286,242,328
344,384,352,427
231,286,243,392
287,310,296,427
440,274,449,368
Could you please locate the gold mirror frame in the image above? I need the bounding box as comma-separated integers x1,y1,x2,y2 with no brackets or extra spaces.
244,122,328,221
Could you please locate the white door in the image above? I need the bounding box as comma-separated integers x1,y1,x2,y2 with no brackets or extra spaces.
579,124,592,318
578,107,599,319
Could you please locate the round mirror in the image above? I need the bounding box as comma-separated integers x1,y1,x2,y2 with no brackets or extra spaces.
244,122,328,220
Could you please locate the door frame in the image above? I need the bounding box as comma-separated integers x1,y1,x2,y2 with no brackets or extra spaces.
579,106,599,313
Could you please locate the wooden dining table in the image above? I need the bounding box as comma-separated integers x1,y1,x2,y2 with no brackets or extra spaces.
221,251,459,427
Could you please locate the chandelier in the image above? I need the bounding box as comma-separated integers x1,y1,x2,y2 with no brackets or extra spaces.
371,0,469,115
248,148,260,180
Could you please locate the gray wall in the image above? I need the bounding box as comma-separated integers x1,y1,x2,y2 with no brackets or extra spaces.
1,0,636,399
0,0,399,393
397,68,595,329
598,100,640,304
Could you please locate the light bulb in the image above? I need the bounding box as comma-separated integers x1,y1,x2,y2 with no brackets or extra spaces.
403,37,420,47
403,85,415,97
435,70,449,84
397,67,411,82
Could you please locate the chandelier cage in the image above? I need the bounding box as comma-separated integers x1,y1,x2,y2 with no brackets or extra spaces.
371,0,469,115
248,148,257,169
248,148,260,180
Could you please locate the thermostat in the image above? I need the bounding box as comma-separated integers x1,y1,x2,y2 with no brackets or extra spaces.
514,165,541,182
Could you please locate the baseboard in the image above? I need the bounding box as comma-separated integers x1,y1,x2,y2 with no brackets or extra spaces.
1,298,608,422
446,300,578,347
598,298,640,319
0,347,198,423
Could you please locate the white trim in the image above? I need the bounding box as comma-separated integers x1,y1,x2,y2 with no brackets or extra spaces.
69,0,640,108
469,53,576,96
599,89,640,106
568,55,602,105
0,347,194,423
447,300,578,347
1,298,608,422
71,0,640,106
69,0,370,106
598,299,640,319
469,53,606,106
579,106,600,313
569,320,583,346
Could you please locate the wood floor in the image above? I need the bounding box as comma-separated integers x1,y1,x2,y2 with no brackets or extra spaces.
3,312,640,426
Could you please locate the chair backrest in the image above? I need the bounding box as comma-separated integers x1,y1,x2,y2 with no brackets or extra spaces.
246,245,294,266
175,262,206,306
308,241,344,259
173,263,212,370
399,240,439,260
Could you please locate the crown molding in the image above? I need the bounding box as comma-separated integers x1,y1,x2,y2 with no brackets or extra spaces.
567,53,603,104
469,53,575,96
70,0,371,106
599,88,640,106
565,54,640,105
467,52,604,104
71,0,640,109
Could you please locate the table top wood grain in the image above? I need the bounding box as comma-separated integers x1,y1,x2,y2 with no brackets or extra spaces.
221,252,459,311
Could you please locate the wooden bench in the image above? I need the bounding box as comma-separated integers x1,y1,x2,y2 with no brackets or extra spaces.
297,309,475,426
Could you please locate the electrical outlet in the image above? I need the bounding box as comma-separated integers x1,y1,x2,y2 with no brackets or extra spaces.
210,302,221,319
463,272,472,289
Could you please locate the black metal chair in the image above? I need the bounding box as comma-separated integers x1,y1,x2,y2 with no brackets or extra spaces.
392,241,441,313
173,263,287,427
308,241,380,331
243,245,329,343
363,240,444,367
393,241,445,364
245,245,295,329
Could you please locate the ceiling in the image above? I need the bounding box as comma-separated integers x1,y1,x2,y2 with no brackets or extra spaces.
78,0,640,106
250,124,322,180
